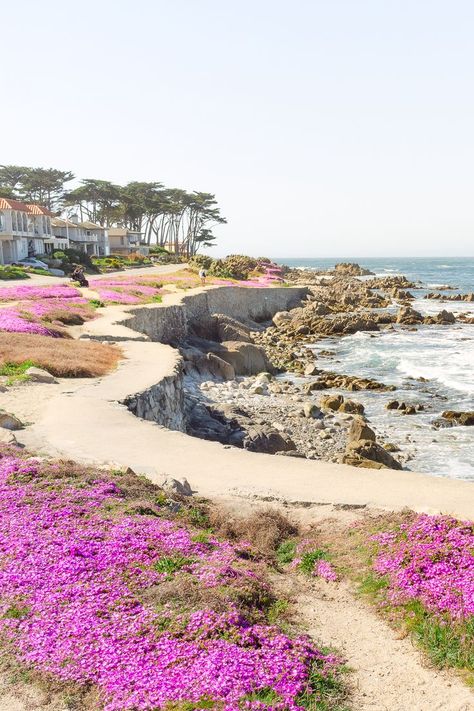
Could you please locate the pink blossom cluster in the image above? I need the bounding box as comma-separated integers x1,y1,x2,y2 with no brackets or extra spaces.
0,285,82,301
0,308,59,336
373,514,474,618
236,263,285,288
90,277,165,305
0,449,341,710
0,296,95,337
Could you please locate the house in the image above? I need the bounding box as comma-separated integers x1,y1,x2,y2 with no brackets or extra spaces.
51,217,109,257
0,198,53,264
107,228,148,256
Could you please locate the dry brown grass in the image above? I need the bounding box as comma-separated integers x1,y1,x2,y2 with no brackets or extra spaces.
208,507,299,559
0,333,122,377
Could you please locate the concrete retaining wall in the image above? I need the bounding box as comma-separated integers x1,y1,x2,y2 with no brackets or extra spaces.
122,359,186,431
122,286,308,344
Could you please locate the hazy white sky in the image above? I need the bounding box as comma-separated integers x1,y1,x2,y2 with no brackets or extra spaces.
2,0,474,257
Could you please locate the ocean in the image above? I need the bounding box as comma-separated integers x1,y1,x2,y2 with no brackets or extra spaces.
275,257,474,481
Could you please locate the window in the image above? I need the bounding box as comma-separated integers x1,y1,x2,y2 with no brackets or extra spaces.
12,212,17,231
0,211,4,231
22,213,28,231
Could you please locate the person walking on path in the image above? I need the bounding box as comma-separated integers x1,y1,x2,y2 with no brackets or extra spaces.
199,268,207,286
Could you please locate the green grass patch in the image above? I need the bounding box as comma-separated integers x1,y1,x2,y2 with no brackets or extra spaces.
300,549,329,576
276,539,297,565
240,687,282,705
296,656,350,710
88,299,105,309
3,605,30,620
266,598,289,625
0,359,37,385
153,555,192,576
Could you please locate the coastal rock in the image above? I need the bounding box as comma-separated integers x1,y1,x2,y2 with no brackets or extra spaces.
344,439,402,470
333,262,375,276
348,418,376,442
339,399,365,415
0,411,23,431
272,311,292,327
214,314,252,343
218,341,272,376
424,310,456,325
303,402,322,419
242,426,296,454
25,366,57,384
207,353,236,380
304,364,319,376
438,411,474,427
396,306,423,325
319,394,344,411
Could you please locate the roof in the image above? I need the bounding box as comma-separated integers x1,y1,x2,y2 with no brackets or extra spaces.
79,221,106,231
108,228,143,237
26,204,54,217
0,198,54,216
51,217,81,229
0,197,30,212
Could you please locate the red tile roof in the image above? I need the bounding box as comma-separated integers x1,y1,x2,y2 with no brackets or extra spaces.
0,198,53,216
0,197,30,211
26,204,54,217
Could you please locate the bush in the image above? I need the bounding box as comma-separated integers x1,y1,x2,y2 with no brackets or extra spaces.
64,248,98,273
208,254,260,281
188,255,213,272
0,266,30,281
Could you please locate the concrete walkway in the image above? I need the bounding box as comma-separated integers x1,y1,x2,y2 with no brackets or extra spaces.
18,338,474,521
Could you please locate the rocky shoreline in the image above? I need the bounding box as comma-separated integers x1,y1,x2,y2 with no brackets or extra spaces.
179,264,474,472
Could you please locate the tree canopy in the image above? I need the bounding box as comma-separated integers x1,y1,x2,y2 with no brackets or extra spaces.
0,165,226,255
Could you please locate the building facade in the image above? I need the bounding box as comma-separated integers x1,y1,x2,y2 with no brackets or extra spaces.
107,228,147,256
0,198,53,265
50,217,110,257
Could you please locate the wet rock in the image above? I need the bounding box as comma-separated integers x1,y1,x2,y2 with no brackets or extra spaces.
386,400,400,410
304,364,319,376
333,262,375,276
439,411,474,427
396,306,423,325
424,310,456,325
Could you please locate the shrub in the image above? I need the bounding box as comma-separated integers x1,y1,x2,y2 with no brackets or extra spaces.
0,266,30,281
189,255,213,271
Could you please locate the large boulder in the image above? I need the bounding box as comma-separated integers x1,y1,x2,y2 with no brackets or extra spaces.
319,394,344,411
242,425,296,454
213,314,252,343
348,417,376,442
396,306,423,325
344,439,402,469
162,477,193,496
440,411,474,426
204,353,236,380
272,311,293,327
424,310,456,325
339,399,365,415
218,341,272,376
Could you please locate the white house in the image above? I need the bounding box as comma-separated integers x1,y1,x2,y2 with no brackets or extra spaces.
51,217,109,257
0,198,53,265
107,228,148,256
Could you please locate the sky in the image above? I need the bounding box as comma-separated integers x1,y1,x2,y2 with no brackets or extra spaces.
2,0,474,257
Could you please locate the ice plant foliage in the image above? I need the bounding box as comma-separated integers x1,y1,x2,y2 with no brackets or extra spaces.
0,285,81,301
90,277,166,305
0,308,59,336
0,449,341,710
372,514,474,619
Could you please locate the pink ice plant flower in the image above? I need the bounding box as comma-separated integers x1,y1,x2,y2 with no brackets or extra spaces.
0,450,341,710
0,285,81,301
372,514,474,619
0,308,60,336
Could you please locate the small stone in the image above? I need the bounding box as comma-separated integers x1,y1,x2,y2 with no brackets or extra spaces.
304,364,319,376
0,411,23,431
162,477,193,496
303,402,322,419
25,367,57,384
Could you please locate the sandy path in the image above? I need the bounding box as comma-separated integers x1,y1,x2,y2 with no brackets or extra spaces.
298,580,474,711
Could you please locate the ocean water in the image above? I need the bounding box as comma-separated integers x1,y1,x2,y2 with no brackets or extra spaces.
275,258,474,480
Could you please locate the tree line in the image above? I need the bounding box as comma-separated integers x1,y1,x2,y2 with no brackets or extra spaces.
0,165,226,255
